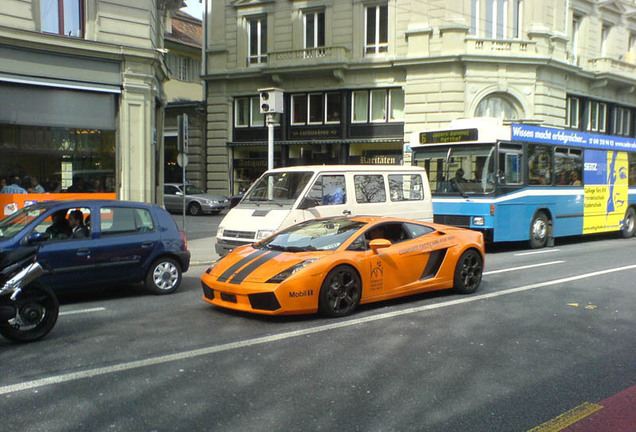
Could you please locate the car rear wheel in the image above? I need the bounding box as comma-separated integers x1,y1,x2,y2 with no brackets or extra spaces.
145,257,182,295
188,202,202,216
319,265,362,317
621,207,636,238
453,249,483,294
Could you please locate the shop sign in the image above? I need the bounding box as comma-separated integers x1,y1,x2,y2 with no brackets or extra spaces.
234,159,267,169
289,127,339,140
349,155,401,165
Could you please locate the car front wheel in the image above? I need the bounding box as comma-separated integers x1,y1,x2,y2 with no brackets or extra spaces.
146,257,182,295
319,265,362,317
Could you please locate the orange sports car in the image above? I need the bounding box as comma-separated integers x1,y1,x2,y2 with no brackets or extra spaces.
201,216,485,317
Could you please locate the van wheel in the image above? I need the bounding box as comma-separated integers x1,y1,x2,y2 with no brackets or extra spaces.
621,208,636,238
529,212,549,249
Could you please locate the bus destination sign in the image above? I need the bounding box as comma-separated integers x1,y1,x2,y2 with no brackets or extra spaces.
419,128,478,144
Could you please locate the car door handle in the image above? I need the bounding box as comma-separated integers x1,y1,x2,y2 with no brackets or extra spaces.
342,210,352,215
141,241,154,248
76,248,90,256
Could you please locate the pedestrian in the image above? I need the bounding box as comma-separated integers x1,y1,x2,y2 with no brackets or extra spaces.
1,176,27,194
28,176,45,193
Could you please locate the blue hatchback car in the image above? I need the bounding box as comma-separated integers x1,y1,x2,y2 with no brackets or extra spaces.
0,200,190,294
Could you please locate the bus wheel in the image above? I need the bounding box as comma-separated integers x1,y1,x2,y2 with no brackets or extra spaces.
529,212,549,249
621,208,636,238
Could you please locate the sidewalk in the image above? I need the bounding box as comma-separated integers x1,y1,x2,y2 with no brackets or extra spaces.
187,235,220,266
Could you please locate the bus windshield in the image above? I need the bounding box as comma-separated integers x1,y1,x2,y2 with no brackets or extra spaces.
412,145,496,195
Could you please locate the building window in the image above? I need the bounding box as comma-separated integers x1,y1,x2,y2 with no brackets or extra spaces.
364,4,388,55
588,101,607,133
247,16,267,64
304,10,325,49
571,14,582,63
473,0,520,39
234,97,264,127
566,96,580,129
475,94,519,119
166,54,201,82
325,93,342,123
470,0,480,35
40,0,83,37
352,88,404,124
601,23,610,57
630,32,636,53
614,107,632,137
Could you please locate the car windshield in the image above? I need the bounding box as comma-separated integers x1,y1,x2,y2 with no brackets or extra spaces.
412,144,496,195
240,171,313,208
184,185,205,195
258,218,366,252
0,204,48,240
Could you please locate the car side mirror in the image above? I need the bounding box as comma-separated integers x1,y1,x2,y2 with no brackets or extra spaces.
297,197,317,210
175,191,183,196
27,232,49,244
369,239,391,252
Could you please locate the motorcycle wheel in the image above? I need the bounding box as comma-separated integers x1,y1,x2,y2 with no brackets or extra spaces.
0,281,59,343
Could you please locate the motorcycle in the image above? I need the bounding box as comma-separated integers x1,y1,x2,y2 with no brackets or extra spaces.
0,247,58,343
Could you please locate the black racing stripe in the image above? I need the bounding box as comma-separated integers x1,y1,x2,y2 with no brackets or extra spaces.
229,251,283,285
217,249,269,282
420,249,448,280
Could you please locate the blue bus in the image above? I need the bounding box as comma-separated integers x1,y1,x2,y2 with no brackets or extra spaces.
409,118,636,248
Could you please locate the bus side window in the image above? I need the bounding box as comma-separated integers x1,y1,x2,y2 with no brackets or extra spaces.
527,145,552,185
498,145,522,185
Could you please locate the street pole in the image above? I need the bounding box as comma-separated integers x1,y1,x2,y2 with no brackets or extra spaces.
267,113,274,200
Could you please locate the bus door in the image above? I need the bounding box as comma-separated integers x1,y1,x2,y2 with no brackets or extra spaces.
494,143,525,241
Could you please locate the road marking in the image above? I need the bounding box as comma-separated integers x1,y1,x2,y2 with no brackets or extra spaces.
526,402,604,432
514,249,561,256
484,261,565,275
2,263,636,396
59,307,106,316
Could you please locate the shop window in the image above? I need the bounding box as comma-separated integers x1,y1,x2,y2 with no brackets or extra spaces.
364,4,388,55
354,174,386,203
613,107,632,137
352,88,404,124
588,101,607,133
247,15,267,65
566,96,580,129
40,0,83,37
304,10,325,49
388,174,424,201
234,97,263,127
308,93,324,124
325,93,342,123
291,94,308,125
527,144,552,185
554,147,583,186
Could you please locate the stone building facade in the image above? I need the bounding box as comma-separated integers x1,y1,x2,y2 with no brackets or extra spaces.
203,0,636,195
0,0,183,202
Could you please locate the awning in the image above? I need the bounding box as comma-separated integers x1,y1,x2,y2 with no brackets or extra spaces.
227,138,405,147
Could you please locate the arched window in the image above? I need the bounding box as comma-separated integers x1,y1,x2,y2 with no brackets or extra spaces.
475,94,520,120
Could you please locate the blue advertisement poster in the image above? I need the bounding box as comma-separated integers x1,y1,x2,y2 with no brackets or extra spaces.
511,124,636,152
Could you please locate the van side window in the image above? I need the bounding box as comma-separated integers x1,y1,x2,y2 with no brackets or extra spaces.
388,174,424,201
306,175,346,205
354,175,386,203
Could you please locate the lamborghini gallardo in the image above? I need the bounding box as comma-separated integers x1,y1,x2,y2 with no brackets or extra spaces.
201,216,484,317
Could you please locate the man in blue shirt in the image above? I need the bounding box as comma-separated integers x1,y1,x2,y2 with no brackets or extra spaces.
0,176,27,194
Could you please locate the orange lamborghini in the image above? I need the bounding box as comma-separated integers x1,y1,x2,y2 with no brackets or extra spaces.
201,216,485,317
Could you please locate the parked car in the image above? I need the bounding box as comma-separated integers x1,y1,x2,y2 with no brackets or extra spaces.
164,184,230,216
0,200,190,294
202,216,484,317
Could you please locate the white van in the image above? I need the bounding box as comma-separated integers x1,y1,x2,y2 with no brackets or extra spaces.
215,165,433,255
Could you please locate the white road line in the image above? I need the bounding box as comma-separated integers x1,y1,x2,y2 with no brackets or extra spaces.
514,249,561,256
3,263,636,396
59,307,106,316
484,261,565,275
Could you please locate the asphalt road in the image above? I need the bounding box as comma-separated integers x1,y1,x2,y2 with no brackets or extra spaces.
1,231,635,432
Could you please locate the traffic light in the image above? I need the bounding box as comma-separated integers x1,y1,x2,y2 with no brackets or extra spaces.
258,88,284,114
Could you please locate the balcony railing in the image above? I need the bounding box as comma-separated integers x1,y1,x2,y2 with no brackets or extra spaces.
465,38,535,57
267,46,349,68
588,57,636,78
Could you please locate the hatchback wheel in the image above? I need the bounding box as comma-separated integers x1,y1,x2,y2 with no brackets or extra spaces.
146,257,182,294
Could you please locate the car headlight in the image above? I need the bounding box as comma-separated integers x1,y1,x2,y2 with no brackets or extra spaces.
256,229,275,240
266,259,318,283
217,227,224,237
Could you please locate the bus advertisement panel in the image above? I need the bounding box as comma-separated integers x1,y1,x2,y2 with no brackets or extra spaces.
411,119,636,248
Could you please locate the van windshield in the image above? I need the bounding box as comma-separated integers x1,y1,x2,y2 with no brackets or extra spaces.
240,171,313,208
